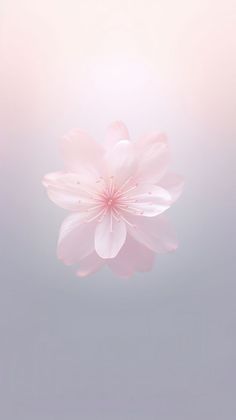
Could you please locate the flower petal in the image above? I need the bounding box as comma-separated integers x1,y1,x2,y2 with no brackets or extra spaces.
76,252,104,277
43,171,96,211
159,173,184,203
108,233,155,278
95,214,127,259
105,140,136,186
128,184,171,217
46,188,81,211
57,213,95,265
135,132,169,183
42,171,72,188
104,120,130,150
61,129,104,174
128,215,178,253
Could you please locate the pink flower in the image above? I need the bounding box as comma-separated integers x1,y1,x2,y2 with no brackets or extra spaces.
43,121,184,278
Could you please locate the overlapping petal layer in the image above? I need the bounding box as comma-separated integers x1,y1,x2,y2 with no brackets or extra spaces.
43,121,183,277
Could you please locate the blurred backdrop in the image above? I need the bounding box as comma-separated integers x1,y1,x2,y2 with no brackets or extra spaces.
0,0,235,419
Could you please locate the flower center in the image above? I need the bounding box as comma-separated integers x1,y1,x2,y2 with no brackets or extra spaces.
83,175,140,228
107,197,115,207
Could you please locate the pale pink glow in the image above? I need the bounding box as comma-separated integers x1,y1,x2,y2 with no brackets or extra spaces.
1,0,234,159
43,121,184,278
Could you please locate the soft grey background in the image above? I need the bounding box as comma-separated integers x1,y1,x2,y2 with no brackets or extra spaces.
1,0,236,419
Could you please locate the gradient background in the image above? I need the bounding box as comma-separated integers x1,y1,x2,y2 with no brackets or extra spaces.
0,1,236,419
